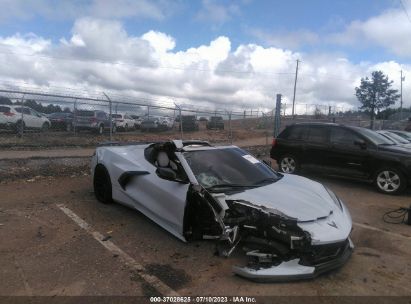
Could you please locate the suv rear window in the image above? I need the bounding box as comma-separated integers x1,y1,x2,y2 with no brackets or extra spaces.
308,126,328,143
0,106,10,113
76,110,95,117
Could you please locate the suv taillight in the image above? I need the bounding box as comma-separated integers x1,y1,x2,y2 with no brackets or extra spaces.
272,138,277,147
3,112,15,116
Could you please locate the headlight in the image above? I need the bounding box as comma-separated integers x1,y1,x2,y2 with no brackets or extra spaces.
324,186,343,210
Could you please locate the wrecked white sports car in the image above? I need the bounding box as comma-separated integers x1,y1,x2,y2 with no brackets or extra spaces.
91,140,353,282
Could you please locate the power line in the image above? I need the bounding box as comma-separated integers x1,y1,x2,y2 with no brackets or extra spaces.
400,0,411,23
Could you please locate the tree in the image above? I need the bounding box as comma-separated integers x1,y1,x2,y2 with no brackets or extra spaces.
355,71,400,129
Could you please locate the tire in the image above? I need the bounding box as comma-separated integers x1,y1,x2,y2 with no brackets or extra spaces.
97,124,104,135
41,123,49,132
93,165,113,204
15,120,25,134
374,167,406,195
278,155,299,174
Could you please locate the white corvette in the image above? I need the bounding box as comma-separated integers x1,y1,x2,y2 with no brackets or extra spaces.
91,140,353,281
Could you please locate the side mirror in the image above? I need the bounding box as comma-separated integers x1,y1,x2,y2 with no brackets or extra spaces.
156,167,177,181
354,139,367,149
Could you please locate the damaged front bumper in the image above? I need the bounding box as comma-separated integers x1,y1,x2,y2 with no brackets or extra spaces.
233,238,354,282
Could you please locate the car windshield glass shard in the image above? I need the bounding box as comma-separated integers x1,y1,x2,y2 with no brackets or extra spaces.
184,147,280,189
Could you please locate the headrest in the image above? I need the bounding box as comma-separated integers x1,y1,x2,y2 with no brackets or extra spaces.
157,151,170,167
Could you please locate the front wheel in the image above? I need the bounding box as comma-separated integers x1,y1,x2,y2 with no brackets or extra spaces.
278,155,299,174
374,168,406,195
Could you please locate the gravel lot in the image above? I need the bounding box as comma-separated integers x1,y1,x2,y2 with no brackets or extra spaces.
1,157,411,297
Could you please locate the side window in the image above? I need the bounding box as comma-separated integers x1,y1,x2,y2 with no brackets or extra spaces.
330,128,361,146
282,126,308,140
23,108,31,115
97,112,106,119
308,126,328,143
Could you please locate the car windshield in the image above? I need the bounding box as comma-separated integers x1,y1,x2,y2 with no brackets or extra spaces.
351,127,394,145
184,147,281,191
380,132,409,144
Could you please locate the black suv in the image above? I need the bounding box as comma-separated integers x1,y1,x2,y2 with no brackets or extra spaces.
206,116,224,130
180,115,199,131
270,122,411,194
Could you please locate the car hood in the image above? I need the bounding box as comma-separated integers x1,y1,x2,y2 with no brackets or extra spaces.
378,144,411,154
224,174,337,222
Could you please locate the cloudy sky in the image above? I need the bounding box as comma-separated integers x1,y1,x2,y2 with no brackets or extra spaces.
0,0,410,112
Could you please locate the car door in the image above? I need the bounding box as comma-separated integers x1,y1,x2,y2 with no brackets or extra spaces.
29,109,43,128
303,125,331,170
328,127,370,178
119,154,189,239
20,107,35,128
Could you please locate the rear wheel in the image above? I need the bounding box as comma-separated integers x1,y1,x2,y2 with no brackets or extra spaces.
97,124,104,135
93,165,113,204
374,168,406,195
278,155,299,174
41,123,49,132
15,120,25,134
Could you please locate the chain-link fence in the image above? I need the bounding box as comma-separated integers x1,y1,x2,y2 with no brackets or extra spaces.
0,88,406,152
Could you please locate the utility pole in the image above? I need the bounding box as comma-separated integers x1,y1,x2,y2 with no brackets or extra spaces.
400,70,405,120
292,59,299,118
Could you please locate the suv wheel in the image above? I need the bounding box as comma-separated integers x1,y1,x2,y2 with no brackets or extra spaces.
98,124,104,135
15,120,25,134
374,168,406,195
41,123,49,132
278,155,299,174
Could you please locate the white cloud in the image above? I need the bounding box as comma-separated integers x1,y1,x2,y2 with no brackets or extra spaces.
0,0,175,22
249,28,319,49
195,0,240,27
329,0,411,58
0,17,409,112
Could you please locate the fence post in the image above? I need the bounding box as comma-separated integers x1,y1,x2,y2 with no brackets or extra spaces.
175,103,183,140
103,93,113,141
19,94,25,138
229,112,232,145
273,94,282,138
73,98,77,134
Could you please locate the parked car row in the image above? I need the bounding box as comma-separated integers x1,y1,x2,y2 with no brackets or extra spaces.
270,122,411,195
0,105,179,134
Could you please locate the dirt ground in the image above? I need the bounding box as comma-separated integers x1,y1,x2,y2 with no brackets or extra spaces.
1,169,411,297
